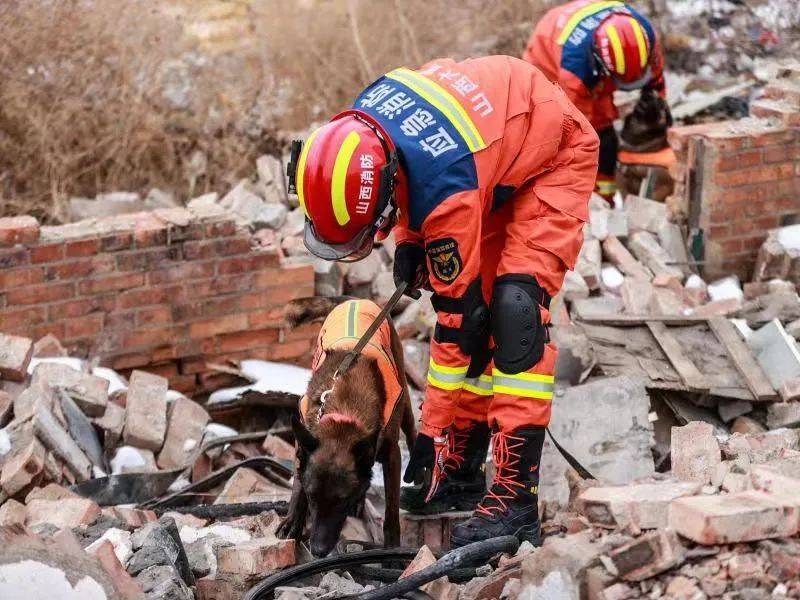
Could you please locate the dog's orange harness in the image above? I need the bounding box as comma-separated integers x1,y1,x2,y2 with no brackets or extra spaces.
300,299,403,426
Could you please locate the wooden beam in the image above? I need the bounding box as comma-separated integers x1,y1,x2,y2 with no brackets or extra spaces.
707,317,778,401
646,321,707,390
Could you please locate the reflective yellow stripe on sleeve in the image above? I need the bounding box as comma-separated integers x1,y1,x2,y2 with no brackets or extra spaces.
427,359,468,392
631,19,649,68
386,68,486,153
557,1,624,45
492,369,555,400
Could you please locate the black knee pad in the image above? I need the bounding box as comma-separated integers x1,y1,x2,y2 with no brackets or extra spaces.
491,275,548,374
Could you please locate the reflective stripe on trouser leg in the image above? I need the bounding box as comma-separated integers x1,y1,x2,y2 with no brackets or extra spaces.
455,366,492,428
422,357,468,435
489,344,558,430
427,358,467,391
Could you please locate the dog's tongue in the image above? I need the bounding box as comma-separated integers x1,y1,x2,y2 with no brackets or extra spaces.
319,412,360,426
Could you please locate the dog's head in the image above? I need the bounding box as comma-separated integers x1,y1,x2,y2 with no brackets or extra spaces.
292,414,379,557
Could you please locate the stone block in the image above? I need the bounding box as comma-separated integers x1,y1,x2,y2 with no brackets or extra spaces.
609,528,685,581
767,401,800,429
668,490,799,544
671,422,722,484
123,370,168,451
0,499,27,525
216,538,295,576
748,319,800,391
578,481,702,530
0,334,33,381
158,397,210,469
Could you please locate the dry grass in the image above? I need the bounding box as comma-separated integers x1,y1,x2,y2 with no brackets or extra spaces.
0,0,551,221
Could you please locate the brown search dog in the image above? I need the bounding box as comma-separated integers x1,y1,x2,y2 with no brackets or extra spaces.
276,297,417,557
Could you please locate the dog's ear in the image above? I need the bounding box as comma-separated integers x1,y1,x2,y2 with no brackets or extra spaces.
292,414,319,454
352,428,380,478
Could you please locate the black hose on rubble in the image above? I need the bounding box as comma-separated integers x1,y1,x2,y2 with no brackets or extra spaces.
343,536,519,600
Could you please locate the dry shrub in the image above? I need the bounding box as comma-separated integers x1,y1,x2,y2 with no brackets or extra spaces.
0,0,552,221
0,0,279,220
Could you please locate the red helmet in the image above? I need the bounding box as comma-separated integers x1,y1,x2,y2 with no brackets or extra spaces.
593,13,653,90
287,110,398,262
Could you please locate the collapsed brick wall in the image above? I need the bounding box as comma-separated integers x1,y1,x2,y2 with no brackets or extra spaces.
0,205,318,394
668,78,800,281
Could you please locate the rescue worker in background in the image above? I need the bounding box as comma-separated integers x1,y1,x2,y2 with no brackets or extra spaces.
289,55,598,546
523,0,668,203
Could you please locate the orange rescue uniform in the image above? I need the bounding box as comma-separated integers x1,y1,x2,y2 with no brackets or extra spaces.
352,56,599,437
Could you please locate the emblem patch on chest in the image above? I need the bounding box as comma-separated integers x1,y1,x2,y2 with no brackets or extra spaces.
426,237,462,284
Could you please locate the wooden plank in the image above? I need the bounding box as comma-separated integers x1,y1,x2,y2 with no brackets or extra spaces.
578,315,711,326
646,321,707,390
707,316,778,401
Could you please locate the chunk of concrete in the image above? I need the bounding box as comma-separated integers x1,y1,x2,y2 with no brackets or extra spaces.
135,565,192,600
626,195,667,235
540,377,655,505
671,422,722,484
26,498,101,528
620,278,655,315
747,319,800,391
628,231,684,281
158,397,210,469
767,402,800,429
578,481,702,530
123,370,168,451
668,490,799,544
31,362,109,417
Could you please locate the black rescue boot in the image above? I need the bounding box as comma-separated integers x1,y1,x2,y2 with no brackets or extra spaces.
450,427,545,548
400,421,490,514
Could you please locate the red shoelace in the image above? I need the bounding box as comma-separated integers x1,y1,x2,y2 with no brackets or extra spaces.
475,432,526,517
443,427,470,472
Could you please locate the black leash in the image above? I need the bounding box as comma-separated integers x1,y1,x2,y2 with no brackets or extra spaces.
333,282,408,379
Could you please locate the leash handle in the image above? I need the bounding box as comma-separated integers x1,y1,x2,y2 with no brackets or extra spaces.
546,427,595,481
333,282,408,379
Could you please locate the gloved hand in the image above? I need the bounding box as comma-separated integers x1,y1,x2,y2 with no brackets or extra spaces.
393,243,428,300
404,432,450,502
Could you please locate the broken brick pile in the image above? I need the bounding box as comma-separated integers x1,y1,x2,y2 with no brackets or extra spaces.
0,203,316,396
668,65,800,281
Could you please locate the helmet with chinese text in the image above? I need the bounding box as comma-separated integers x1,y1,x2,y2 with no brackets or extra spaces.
593,13,654,91
293,110,399,262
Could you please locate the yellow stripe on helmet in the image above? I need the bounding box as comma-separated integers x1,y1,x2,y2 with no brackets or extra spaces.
631,19,649,68
296,126,322,218
386,68,485,153
331,130,361,227
557,1,624,45
606,24,626,75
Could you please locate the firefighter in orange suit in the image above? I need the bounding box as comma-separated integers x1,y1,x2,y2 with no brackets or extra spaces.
288,56,598,546
523,0,667,203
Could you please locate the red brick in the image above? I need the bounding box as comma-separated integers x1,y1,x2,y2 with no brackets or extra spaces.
0,437,45,496
763,145,793,163
26,498,101,528
247,307,284,329
87,539,144,598
750,128,797,147
183,236,252,260
0,306,47,328
714,163,795,187
0,267,44,288
49,295,116,319
0,246,29,269
123,370,168,451
64,313,105,340
189,314,248,339
145,361,179,378
6,282,75,305
100,231,134,252
217,538,296,575
168,374,198,394
216,252,279,275
0,333,33,381
252,263,314,289
115,247,177,271
133,215,168,247
716,149,762,171
65,238,101,257
149,261,215,285
192,274,254,297
0,216,39,246
46,255,116,281
29,243,65,263
158,396,210,469
120,327,181,349
180,356,207,375
109,351,153,371
78,272,144,294
281,321,320,342
203,219,238,238
217,328,280,353
136,306,172,328
117,286,179,309
267,339,314,361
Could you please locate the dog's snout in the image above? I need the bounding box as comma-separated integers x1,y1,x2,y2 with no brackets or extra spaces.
310,536,336,558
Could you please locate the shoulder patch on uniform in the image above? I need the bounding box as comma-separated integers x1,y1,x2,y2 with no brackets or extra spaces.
426,237,462,284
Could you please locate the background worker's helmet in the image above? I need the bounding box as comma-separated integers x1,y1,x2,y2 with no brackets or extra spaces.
287,110,398,262
593,13,654,91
